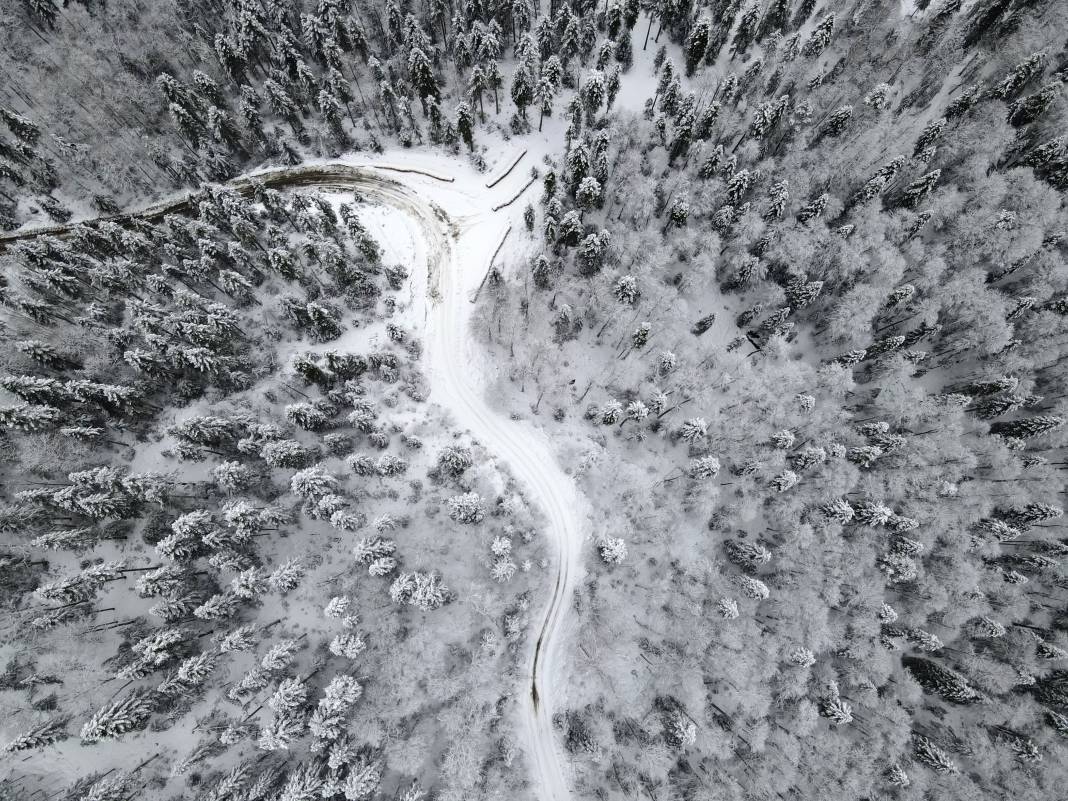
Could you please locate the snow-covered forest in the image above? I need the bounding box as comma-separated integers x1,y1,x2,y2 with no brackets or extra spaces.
2,0,1068,800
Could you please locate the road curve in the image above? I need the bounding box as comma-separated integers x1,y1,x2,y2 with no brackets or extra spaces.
0,162,585,801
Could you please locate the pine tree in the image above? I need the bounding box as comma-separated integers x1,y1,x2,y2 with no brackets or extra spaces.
760,0,791,38
944,87,978,125
175,651,218,688
389,571,450,610
995,501,1063,534
632,322,652,348
853,156,906,204
261,639,300,672
815,104,850,139
257,710,306,753
726,168,751,203
685,17,711,76
900,169,941,208
330,632,366,659
666,198,689,229
724,539,772,569
80,691,156,742
992,51,1047,99
763,180,789,220
904,657,983,702
913,117,946,156
214,627,254,658
736,575,770,600
599,535,627,564
792,0,818,27
1008,81,1060,127
0,403,61,431
819,696,853,725
407,48,439,114
342,757,381,800
796,193,828,223
580,71,607,125
718,596,740,619
1047,710,1068,738
455,101,474,150
732,3,761,55
802,14,835,58
4,716,69,752
268,558,306,594
820,498,855,523
990,416,1064,440
510,65,534,121
447,492,486,523
576,176,602,210
913,734,957,773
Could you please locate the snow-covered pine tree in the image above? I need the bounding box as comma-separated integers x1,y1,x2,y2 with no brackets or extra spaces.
4,716,69,752
80,691,156,742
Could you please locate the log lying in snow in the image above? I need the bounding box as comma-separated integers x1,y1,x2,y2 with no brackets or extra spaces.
369,164,455,182
492,176,537,212
485,150,526,188
471,225,512,303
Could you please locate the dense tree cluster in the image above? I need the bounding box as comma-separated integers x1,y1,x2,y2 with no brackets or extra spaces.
477,1,1068,799
0,171,541,798
2,0,1068,799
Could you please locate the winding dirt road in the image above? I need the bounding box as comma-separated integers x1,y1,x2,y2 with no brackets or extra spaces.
0,160,585,801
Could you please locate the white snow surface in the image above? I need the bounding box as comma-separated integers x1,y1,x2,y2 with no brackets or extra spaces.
310,154,589,801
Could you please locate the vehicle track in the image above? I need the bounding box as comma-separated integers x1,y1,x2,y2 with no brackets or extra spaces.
0,162,584,801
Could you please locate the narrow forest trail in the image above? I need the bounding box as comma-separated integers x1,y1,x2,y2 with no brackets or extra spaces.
0,159,586,801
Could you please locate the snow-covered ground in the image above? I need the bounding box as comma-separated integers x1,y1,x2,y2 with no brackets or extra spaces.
0,26,690,796
288,158,591,801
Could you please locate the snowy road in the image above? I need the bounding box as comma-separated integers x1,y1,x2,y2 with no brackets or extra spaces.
1,158,585,801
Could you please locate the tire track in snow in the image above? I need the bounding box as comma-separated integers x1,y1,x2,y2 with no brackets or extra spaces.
1,162,585,801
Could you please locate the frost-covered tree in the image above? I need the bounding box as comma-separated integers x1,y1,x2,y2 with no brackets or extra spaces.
678,417,707,443
268,559,305,594
80,691,155,742
4,717,69,752
389,571,450,610
329,632,366,660
736,576,770,600
598,536,627,564
447,492,486,524
913,734,958,773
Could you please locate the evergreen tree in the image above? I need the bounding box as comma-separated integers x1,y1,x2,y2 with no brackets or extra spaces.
732,4,761,56
81,691,156,742
1008,82,1059,127
580,71,606,125
760,0,792,38
510,65,534,121
455,101,474,150
764,180,789,220
408,48,439,114
792,0,818,28
4,716,69,752
447,492,486,523
991,51,1047,99
913,117,946,155
913,734,958,773
900,169,940,207
823,105,853,138
903,657,983,703
803,14,835,58
990,416,1064,439
685,17,711,76
797,193,828,223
